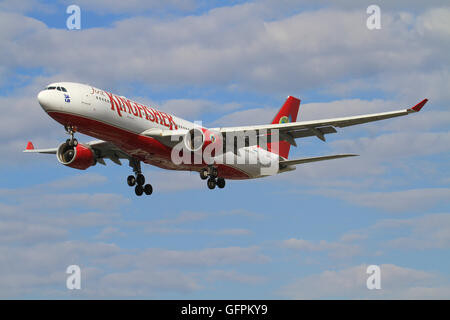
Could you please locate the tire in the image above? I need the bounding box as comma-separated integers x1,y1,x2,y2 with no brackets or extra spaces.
217,178,225,189
144,184,153,195
200,168,209,180
135,185,144,196
127,175,136,187
136,173,145,186
207,178,216,190
68,139,78,147
209,167,218,178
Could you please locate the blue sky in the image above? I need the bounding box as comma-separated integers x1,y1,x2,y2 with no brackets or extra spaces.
0,0,449,298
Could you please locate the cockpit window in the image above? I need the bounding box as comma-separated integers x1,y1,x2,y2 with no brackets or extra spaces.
45,86,67,92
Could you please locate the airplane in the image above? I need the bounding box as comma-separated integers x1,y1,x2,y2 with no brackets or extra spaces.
24,82,428,196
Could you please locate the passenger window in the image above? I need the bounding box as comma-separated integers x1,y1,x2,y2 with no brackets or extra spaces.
48,86,56,90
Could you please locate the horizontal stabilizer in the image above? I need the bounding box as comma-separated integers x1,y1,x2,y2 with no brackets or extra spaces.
280,154,358,166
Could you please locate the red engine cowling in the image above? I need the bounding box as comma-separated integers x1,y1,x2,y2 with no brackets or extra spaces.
184,127,223,156
57,142,96,170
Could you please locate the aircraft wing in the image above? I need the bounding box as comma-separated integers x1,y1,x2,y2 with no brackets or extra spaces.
141,128,188,147
279,154,358,167
23,142,57,154
23,140,131,166
214,99,428,144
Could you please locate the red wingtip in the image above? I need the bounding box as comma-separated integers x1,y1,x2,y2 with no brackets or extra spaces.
26,141,35,150
410,99,428,112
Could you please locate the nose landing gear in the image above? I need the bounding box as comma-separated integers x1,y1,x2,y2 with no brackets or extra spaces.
64,125,78,147
127,159,153,196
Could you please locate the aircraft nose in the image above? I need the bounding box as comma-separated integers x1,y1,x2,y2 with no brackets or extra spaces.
37,90,51,111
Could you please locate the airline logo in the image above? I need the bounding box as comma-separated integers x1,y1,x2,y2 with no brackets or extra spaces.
279,115,291,124
103,90,178,130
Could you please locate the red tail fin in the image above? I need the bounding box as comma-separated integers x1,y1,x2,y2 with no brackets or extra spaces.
267,96,300,159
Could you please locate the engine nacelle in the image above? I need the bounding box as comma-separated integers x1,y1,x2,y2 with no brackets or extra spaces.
57,142,96,170
184,127,223,156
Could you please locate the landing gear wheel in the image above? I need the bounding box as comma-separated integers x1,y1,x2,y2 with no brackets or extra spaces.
217,178,225,189
200,168,209,180
135,185,144,196
144,184,153,195
127,175,136,187
66,138,78,147
64,125,78,147
209,167,218,179
136,173,145,186
207,178,216,190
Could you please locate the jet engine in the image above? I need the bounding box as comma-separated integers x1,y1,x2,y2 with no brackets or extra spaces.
57,141,96,170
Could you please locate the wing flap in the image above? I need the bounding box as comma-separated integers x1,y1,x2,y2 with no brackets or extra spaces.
289,126,337,140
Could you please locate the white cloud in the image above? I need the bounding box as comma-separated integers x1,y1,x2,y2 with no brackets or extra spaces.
130,209,259,235
0,0,54,14
417,7,450,38
95,226,126,240
213,228,252,236
374,213,450,249
97,269,201,297
206,270,265,285
59,0,197,14
0,221,67,244
44,173,108,189
0,237,269,297
0,175,267,297
332,132,450,159
1,4,448,100
135,246,270,268
161,99,241,119
212,108,275,126
320,188,450,213
278,263,449,299
19,192,130,211
281,238,361,259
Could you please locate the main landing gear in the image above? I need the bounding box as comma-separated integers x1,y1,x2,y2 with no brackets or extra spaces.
127,159,153,197
200,167,225,190
64,125,78,147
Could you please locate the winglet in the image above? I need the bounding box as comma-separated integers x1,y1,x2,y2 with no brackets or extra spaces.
25,141,35,150
409,99,428,112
